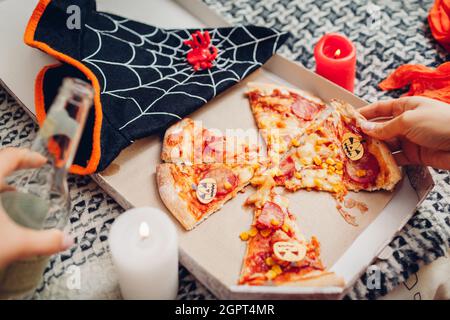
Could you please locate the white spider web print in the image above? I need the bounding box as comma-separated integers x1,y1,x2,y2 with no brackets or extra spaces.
81,12,287,133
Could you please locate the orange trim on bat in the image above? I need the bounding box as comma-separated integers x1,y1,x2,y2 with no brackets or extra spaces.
25,0,102,175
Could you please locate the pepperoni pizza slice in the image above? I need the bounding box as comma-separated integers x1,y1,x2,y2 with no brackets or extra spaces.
265,100,402,197
161,118,261,165
246,82,328,165
331,100,402,192
239,189,344,287
157,163,256,230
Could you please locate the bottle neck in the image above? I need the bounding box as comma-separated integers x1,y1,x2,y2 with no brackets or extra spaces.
36,78,93,172
15,78,93,200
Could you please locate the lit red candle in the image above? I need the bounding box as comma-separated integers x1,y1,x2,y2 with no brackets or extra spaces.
314,33,356,92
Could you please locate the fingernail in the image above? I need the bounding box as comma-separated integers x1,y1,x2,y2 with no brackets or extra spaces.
62,233,74,250
360,120,376,131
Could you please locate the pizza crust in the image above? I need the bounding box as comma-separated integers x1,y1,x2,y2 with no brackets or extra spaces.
277,271,346,288
157,163,255,230
331,99,402,191
157,163,197,230
161,118,194,163
247,82,324,105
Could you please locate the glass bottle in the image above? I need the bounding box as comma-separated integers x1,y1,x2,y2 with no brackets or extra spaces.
0,78,93,299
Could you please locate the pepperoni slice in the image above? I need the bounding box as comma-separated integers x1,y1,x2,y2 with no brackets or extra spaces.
291,96,321,121
247,252,271,275
344,121,363,136
202,167,237,196
274,156,295,184
256,202,285,230
345,152,380,185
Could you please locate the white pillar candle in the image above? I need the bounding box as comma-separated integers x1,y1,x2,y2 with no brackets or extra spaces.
109,207,178,300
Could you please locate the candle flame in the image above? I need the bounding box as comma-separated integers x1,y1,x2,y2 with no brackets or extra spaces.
139,221,150,240
334,49,341,58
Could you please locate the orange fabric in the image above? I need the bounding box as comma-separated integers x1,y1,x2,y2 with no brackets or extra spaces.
429,0,450,52
47,138,63,168
24,0,102,175
379,62,450,104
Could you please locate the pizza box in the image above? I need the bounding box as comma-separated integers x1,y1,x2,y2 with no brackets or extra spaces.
0,0,434,299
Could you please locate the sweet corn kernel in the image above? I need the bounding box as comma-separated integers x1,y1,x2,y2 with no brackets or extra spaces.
265,257,275,266
313,156,322,166
250,176,267,186
294,172,302,179
240,231,249,241
332,184,343,193
271,218,280,226
321,162,328,169
224,181,232,190
328,166,336,173
300,158,310,166
314,178,322,187
326,158,335,166
291,138,300,147
266,270,277,280
260,229,272,237
356,169,367,177
336,169,343,175
281,223,290,233
286,180,300,191
314,145,321,152
335,162,343,170
272,265,283,275
248,227,258,237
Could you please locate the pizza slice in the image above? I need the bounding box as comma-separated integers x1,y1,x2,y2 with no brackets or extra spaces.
239,188,344,287
246,82,328,165
271,109,347,196
157,162,256,230
331,100,402,192
161,118,261,165
267,100,402,197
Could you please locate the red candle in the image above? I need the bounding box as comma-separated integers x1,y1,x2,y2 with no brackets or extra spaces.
314,33,356,92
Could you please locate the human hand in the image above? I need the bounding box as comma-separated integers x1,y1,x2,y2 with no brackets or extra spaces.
0,148,73,269
358,96,450,170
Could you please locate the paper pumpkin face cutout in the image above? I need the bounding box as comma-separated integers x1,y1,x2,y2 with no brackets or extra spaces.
196,178,217,204
273,241,306,262
342,133,364,161
25,0,289,174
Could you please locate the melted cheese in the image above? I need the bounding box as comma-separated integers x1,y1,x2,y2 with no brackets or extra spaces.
246,175,276,208
273,194,289,209
238,166,255,183
300,169,341,191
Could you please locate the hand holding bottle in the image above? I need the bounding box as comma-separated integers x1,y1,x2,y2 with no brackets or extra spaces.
0,148,73,269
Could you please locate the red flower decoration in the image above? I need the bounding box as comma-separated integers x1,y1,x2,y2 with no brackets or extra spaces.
184,31,218,71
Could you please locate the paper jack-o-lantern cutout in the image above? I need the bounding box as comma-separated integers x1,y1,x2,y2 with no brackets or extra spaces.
196,178,217,204
273,241,306,262
342,133,364,161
